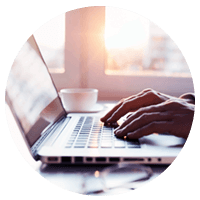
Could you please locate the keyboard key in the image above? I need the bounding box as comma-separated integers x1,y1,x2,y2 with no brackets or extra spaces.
75,143,86,146
65,145,72,148
74,143,86,148
88,142,100,146
89,138,100,141
114,140,125,148
75,140,87,143
107,135,112,138
88,144,99,148
90,133,101,136
101,141,112,148
65,116,141,150
66,141,73,145
74,146,85,148
89,137,100,141
77,138,88,142
79,133,90,135
127,145,140,148
77,136,88,141
69,136,77,140
90,137,101,140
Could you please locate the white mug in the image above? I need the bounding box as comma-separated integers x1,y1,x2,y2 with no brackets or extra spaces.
59,88,98,112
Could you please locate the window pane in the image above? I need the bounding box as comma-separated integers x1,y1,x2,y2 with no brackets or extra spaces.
105,7,191,77
34,14,65,73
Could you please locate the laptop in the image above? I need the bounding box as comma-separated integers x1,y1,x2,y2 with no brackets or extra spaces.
5,35,186,165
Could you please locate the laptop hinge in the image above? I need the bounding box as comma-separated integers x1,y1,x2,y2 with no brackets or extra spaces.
31,116,70,160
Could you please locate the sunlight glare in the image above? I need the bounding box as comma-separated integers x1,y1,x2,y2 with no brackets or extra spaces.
105,8,149,50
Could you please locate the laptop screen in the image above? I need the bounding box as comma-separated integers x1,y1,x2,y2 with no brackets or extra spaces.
6,35,66,147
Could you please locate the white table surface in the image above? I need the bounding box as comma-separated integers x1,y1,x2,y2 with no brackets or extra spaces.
5,101,167,195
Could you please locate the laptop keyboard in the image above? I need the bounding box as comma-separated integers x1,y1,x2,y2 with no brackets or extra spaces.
65,117,140,149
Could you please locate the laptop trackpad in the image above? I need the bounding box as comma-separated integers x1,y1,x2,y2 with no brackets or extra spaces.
139,134,186,148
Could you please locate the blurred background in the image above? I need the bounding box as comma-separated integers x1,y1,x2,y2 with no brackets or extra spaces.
34,7,190,75
33,6,193,100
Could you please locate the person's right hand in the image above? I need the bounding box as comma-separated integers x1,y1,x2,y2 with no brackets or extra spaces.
100,88,175,123
114,98,194,139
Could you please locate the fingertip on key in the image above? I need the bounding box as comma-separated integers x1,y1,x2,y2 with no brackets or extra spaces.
114,129,121,136
114,127,119,132
100,117,105,122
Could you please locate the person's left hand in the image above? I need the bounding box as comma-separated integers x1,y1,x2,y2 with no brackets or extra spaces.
114,98,195,140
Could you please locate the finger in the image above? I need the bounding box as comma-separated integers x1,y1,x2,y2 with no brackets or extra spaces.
115,112,171,137
127,121,173,139
100,94,140,122
101,89,153,123
114,103,165,132
106,95,147,122
126,113,134,118
100,101,123,122
107,91,166,123
101,88,161,123
106,101,133,123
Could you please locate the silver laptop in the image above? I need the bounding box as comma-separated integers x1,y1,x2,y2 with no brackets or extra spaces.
6,35,186,165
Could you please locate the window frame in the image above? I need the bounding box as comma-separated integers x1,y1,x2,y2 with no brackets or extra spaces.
51,6,194,100
50,10,82,90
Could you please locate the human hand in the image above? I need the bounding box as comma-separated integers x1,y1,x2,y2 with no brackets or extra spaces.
100,88,175,123
114,98,194,139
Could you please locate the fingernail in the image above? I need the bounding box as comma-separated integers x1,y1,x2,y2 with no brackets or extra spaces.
107,118,112,122
114,129,121,135
114,127,119,132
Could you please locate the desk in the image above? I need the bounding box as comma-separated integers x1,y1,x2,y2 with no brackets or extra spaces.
5,102,168,195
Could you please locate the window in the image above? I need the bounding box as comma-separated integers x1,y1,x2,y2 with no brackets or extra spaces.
105,7,191,77
33,7,194,100
85,7,194,100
